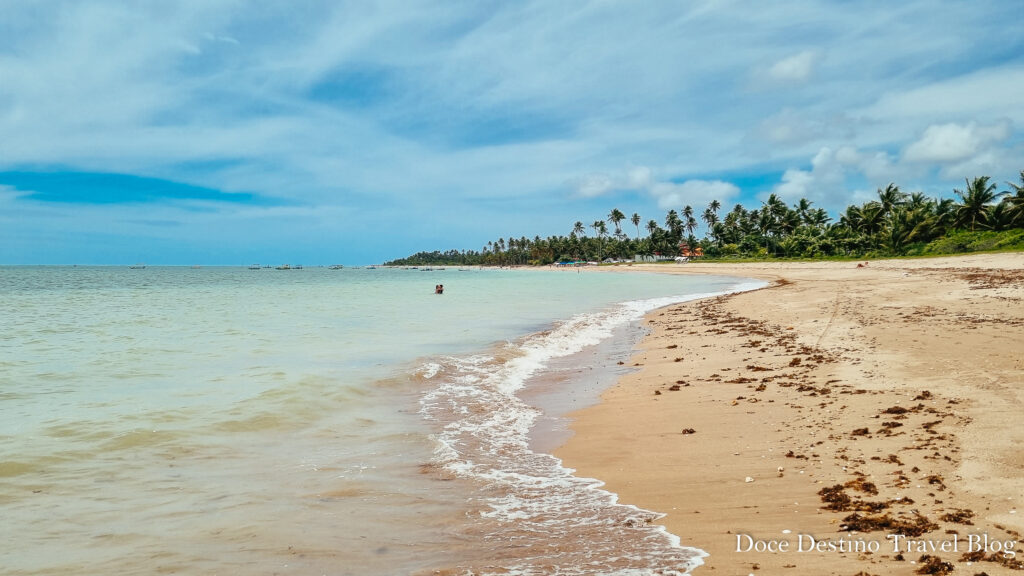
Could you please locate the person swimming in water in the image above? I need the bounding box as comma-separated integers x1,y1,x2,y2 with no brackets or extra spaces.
435,284,444,294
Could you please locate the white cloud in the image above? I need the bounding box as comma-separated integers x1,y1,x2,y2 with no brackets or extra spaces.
903,120,1011,164
758,108,822,143
767,50,818,82
571,164,738,211
771,146,893,209
774,168,815,199
574,173,615,198
772,147,846,203
649,179,739,210
864,66,1024,126
626,166,653,189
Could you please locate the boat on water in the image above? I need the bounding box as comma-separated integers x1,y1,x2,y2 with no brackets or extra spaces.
248,264,261,270
276,264,292,270
129,264,146,269
328,265,344,270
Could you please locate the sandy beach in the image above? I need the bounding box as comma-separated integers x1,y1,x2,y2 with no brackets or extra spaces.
557,254,1024,575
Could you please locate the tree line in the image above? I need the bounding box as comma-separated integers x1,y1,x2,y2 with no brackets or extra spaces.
386,171,1024,266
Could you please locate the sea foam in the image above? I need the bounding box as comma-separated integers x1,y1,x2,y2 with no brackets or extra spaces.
420,280,767,575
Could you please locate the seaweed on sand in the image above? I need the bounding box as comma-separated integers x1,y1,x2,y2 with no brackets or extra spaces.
840,512,938,537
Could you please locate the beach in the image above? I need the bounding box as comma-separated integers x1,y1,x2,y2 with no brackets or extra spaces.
557,254,1024,575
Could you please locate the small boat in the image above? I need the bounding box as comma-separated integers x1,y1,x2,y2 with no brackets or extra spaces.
328,265,344,270
276,264,291,270
248,264,261,270
129,264,146,269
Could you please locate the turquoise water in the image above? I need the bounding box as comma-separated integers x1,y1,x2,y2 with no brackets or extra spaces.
0,266,762,575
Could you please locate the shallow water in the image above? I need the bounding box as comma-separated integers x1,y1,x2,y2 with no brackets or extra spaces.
0,266,763,574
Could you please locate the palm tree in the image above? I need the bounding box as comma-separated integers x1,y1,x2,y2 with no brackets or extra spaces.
608,209,626,236
839,205,861,231
880,208,916,254
631,213,641,239
932,198,957,235
807,208,831,228
573,221,586,237
592,220,607,260
682,205,698,239
795,198,814,225
1002,170,1024,226
987,201,1014,231
954,176,1003,231
664,210,682,240
681,205,695,237
877,183,906,216
907,192,929,212
858,202,886,236
701,207,718,229
778,209,801,236
644,219,663,256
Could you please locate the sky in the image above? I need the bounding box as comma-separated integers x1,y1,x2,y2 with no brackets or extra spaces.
1,1,1022,265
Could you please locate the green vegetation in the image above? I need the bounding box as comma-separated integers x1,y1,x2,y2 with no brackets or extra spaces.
385,171,1024,266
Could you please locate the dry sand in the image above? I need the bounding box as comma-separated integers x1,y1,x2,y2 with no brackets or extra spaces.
556,254,1024,575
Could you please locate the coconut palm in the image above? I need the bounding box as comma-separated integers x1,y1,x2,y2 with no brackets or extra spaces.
954,176,1003,231
907,192,929,212
807,208,831,228
1002,170,1024,226
679,204,696,236
681,204,694,224
646,219,661,236
877,183,906,216
573,221,586,237
591,220,607,260
987,201,1014,231
702,207,718,228
664,210,682,240
683,205,698,239
631,212,641,239
778,209,801,236
795,198,814,225
764,194,787,219
858,202,886,236
608,208,626,236
839,205,861,231
707,199,721,233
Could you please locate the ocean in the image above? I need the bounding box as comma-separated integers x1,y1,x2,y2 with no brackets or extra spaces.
0,266,763,575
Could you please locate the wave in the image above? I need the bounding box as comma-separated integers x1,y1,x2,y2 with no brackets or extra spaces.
417,281,766,574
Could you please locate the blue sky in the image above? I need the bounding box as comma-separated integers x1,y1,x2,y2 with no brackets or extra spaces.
1,1,1022,265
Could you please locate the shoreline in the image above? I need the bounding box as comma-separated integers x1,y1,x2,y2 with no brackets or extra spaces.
556,253,1024,575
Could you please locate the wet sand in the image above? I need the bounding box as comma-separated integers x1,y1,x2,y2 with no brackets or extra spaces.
557,254,1024,575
